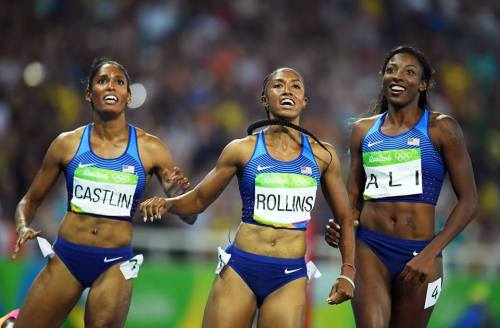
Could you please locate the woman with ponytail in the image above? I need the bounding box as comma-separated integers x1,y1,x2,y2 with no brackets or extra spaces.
140,68,356,327
11,58,191,327
325,46,478,327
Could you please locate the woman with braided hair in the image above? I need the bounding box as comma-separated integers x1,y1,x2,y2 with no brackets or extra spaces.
140,67,356,327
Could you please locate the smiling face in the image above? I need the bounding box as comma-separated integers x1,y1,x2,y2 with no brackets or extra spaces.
85,63,131,114
382,52,428,109
261,68,308,122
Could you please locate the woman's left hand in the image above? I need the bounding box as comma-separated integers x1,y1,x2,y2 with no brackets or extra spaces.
161,167,190,197
400,252,436,284
139,197,172,222
326,278,354,305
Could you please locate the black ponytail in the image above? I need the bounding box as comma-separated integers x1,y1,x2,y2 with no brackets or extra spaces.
247,119,333,166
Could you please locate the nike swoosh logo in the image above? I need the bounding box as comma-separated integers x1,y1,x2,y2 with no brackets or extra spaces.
257,165,274,171
413,251,419,256
367,141,383,147
79,163,96,168
104,256,123,263
284,267,302,274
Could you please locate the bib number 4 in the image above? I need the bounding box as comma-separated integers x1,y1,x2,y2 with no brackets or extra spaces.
424,277,442,309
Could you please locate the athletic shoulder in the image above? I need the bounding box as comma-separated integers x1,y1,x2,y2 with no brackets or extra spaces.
428,111,459,128
136,128,169,153
309,138,339,157
223,135,256,154
349,114,381,145
218,135,257,166
307,138,341,172
42,126,86,164
52,125,86,150
352,114,381,133
428,111,465,147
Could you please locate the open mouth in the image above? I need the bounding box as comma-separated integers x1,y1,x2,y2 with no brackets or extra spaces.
103,95,118,104
389,84,406,95
280,98,295,108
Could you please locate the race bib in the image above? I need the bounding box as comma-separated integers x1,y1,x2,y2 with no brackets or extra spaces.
215,247,231,275
71,166,138,217
253,173,317,228
424,277,442,309
120,254,143,280
363,149,422,200
36,237,55,259
306,261,322,281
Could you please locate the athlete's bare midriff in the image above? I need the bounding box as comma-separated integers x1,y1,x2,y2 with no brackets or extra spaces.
234,222,306,258
58,212,133,248
360,201,436,240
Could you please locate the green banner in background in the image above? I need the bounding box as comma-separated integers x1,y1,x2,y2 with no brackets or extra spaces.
126,262,213,328
312,270,500,328
0,258,26,312
1,257,499,327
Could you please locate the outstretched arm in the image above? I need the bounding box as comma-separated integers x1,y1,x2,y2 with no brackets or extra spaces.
12,135,66,259
140,139,243,220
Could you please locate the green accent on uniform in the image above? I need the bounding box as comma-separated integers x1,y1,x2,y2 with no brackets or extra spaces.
71,203,84,212
253,214,294,228
363,148,421,167
363,195,374,200
255,173,316,188
74,166,137,185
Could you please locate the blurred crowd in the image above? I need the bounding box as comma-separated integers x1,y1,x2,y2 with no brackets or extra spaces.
0,0,499,256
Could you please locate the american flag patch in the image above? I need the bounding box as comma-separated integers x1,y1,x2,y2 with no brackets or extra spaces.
122,165,135,173
407,138,420,146
301,166,312,175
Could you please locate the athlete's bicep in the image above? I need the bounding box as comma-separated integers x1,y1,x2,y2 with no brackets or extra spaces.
23,137,65,204
438,117,477,201
321,147,351,221
347,122,366,211
190,141,241,206
146,138,175,182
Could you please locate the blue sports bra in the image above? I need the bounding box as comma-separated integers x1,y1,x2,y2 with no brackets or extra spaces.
361,109,445,205
238,131,321,230
65,124,147,221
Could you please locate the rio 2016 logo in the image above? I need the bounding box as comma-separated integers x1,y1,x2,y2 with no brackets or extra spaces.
112,174,130,183
395,152,411,161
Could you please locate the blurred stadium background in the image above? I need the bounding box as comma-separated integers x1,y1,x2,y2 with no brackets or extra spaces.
1,1,499,327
